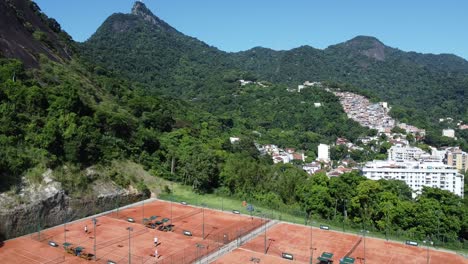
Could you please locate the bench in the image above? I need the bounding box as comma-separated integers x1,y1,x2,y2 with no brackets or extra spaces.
317,252,334,264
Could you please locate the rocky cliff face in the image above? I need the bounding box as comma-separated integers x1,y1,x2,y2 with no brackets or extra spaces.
0,0,73,67
0,171,146,240
130,1,176,32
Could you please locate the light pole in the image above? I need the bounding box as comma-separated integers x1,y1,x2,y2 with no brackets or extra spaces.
334,199,338,220
360,229,369,264
310,247,317,264
170,193,173,226
342,199,347,232
436,210,440,245
264,214,267,254
423,239,433,264
127,227,133,264
385,203,390,241
142,199,145,224
309,215,317,264
116,196,120,218
201,203,206,240
92,218,98,260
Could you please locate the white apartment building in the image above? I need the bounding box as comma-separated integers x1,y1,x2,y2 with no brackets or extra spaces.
362,160,464,198
431,147,447,161
317,144,330,162
388,145,426,162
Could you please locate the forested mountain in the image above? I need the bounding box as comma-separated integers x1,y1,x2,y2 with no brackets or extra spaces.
0,0,217,195
233,36,468,124
0,0,368,199
82,3,468,127
80,1,237,99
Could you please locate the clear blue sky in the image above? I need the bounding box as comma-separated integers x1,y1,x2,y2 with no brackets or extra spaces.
35,0,468,59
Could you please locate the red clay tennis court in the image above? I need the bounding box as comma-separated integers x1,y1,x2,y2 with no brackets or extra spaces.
214,222,467,264
106,200,265,244
0,199,266,264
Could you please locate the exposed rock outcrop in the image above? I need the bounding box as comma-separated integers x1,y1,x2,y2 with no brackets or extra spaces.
0,0,73,67
0,171,146,240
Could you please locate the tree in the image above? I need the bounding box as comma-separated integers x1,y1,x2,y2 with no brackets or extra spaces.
298,176,333,218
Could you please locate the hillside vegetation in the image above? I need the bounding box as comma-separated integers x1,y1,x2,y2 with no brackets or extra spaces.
81,2,468,149
0,0,467,248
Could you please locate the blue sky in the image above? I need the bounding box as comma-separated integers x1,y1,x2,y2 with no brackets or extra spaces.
35,0,468,59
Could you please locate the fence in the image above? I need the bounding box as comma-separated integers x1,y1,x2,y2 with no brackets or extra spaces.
23,191,467,264
154,223,266,264
158,192,468,253
149,201,272,264
96,227,148,250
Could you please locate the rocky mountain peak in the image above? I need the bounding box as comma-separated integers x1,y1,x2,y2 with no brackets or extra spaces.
130,1,175,32
131,1,158,24
344,35,387,61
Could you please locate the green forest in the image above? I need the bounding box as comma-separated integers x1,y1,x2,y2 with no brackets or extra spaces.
0,0,467,249
81,5,468,151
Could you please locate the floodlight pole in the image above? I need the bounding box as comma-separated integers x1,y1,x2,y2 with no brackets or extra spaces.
309,216,316,264
201,203,206,240
334,199,338,220
170,194,173,226
426,241,430,264
142,199,145,224
264,214,267,254
310,247,316,264
117,196,120,218
385,204,390,241
436,210,440,244
93,218,98,260
203,206,205,240
364,231,366,264
342,199,347,232
360,229,368,264
127,227,133,264
309,215,312,264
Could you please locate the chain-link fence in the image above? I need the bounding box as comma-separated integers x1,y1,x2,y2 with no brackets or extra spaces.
158,193,468,253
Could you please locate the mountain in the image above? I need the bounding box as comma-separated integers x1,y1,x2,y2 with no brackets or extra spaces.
0,0,376,203
81,1,238,99
82,3,468,126
232,36,468,122
0,0,181,195
0,0,74,67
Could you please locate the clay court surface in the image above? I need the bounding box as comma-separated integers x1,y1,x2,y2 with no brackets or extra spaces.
1,201,466,264
214,223,467,264
107,200,265,243
0,200,265,264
